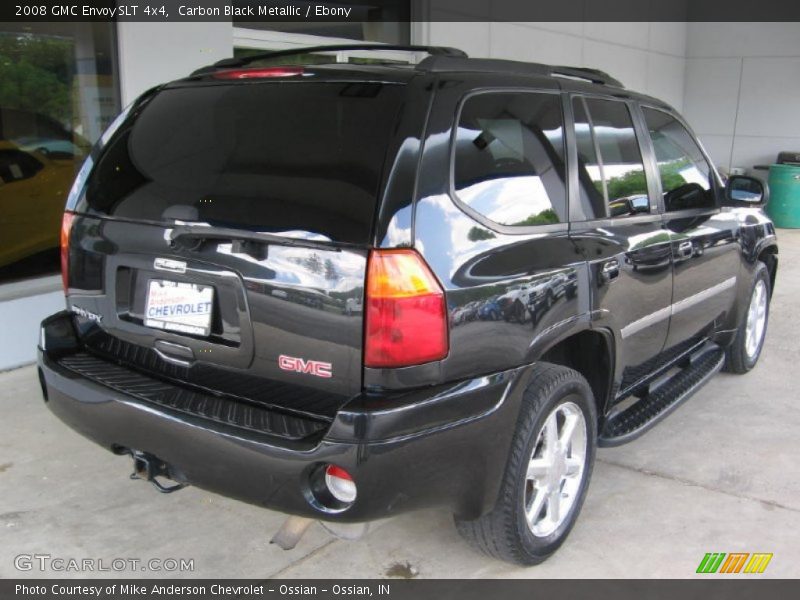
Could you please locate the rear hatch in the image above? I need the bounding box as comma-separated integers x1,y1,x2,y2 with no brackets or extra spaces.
63,73,408,421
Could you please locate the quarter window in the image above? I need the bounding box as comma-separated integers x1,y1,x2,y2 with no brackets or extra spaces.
453,92,567,227
642,108,716,212
572,97,650,220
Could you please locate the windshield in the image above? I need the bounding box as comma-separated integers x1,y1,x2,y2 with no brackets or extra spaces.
77,81,406,244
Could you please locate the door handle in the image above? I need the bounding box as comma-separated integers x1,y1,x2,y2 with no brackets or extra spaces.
677,241,693,257
600,259,620,283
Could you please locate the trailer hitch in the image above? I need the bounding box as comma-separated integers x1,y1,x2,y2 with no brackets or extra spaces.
128,450,186,494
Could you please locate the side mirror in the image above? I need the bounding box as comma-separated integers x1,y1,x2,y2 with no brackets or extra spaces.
724,175,768,207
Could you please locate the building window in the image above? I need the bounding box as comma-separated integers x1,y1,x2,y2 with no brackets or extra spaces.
0,23,120,284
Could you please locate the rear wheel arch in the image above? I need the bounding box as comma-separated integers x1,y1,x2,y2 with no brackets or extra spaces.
537,329,615,421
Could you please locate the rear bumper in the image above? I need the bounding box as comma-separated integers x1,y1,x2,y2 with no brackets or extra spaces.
38,311,524,522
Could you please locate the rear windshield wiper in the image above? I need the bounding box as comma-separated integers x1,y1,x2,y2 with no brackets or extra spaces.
168,225,342,256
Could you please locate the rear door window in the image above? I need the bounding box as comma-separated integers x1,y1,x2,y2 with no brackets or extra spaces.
572,97,650,220
79,81,406,244
453,92,567,227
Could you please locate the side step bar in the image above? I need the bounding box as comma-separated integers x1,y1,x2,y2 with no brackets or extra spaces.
599,343,725,447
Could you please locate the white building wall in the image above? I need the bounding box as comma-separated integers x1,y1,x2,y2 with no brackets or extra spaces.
420,22,687,110
0,288,64,371
116,22,233,105
683,23,800,172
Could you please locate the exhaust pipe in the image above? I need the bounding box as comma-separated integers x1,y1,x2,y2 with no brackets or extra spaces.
270,516,315,551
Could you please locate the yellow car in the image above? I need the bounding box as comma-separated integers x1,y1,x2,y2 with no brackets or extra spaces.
0,140,81,269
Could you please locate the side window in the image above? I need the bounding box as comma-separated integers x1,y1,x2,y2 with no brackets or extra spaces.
0,150,43,184
572,97,650,220
642,108,716,212
453,92,567,227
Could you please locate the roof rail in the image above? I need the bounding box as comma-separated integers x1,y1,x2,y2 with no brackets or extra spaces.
550,66,623,87
415,56,623,88
197,44,468,73
189,45,623,88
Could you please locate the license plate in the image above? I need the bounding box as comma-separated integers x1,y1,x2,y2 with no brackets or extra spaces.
145,280,214,336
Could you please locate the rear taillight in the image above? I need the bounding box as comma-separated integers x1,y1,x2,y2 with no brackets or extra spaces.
364,249,448,368
212,67,304,80
60,211,75,293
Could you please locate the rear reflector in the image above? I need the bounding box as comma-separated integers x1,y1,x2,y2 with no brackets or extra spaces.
60,211,75,293
212,67,304,80
364,249,448,368
324,465,357,504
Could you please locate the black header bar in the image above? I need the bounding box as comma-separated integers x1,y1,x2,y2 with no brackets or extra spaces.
2,579,800,600
2,0,800,22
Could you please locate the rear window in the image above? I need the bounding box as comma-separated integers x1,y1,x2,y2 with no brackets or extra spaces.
78,81,405,244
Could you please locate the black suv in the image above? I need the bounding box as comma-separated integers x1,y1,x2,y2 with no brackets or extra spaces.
38,45,778,565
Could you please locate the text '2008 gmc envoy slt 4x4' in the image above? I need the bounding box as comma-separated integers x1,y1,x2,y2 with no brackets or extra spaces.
38,45,778,565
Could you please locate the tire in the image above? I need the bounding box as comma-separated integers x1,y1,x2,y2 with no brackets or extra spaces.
725,262,771,374
455,363,597,565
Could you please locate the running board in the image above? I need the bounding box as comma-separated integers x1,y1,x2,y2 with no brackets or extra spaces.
599,343,725,447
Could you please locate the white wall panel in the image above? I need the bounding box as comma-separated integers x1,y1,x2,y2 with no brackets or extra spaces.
736,58,800,138
583,40,649,91
687,22,800,59
648,22,687,57
489,23,583,65
428,21,490,58
117,22,232,105
584,22,649,50
0,292,64,370
682,58,742,135
645,53,685,110
695,134,735,169
684,24,800,170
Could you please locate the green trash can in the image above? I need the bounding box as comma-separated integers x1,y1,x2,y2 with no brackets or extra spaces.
766,163,800,228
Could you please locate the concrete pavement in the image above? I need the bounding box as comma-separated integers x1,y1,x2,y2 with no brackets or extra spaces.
1,230,798,579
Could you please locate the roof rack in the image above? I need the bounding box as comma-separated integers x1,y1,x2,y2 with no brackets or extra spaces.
194,44,468,74
415,56,623,88
190,44,622,88
550,66,623,87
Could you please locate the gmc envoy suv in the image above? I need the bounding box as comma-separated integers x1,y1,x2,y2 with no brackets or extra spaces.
37,45,778,565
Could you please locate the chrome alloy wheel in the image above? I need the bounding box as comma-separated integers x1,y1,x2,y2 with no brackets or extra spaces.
745,279,768,359
524,401,587,538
